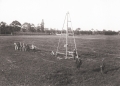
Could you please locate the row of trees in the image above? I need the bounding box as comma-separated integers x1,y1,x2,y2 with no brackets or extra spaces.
74,29,118,35
0,21,21,34
0,20,119,35
44,28,119,35
0,20,45,34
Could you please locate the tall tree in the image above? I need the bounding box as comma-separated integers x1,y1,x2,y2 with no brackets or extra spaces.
30,23,36,32
74,28,81,35
41,19,44,32
0,22,7,34
21,23,36,32
21,22,31,32
36,24,41,32
10,20,21,32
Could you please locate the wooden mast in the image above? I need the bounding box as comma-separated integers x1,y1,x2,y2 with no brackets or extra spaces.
65,12,69,59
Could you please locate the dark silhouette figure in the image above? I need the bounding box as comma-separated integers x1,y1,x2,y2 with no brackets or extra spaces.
76,58,82,68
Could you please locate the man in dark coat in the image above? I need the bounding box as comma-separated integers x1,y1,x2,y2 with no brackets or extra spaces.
76,57,82,68
73,49,77,60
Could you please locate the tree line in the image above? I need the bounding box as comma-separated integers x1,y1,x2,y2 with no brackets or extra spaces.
0,20,45,34
0,20,119,35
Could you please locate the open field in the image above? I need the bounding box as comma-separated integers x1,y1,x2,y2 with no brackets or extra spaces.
0,35,120,86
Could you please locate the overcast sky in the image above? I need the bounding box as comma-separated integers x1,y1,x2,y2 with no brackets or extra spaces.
0,0,120,31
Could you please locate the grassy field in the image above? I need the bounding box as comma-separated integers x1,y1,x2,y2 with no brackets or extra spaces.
0,35,120,86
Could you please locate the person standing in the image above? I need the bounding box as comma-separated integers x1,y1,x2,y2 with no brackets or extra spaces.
76,57,82,68
73,49,77,60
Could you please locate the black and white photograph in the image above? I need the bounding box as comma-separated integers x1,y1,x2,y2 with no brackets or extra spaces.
0,0,120,86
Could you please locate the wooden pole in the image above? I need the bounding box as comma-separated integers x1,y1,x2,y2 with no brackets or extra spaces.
66,12,69,59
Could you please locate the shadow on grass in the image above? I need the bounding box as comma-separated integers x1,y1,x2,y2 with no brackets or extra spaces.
92,66,120,74
104,67,120,74
92,68,101,72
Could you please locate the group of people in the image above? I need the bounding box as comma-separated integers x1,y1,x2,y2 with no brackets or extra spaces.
14,42,36,52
